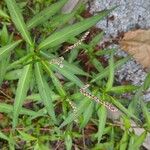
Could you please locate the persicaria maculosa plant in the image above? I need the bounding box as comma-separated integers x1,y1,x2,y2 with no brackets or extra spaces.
0,0,149,149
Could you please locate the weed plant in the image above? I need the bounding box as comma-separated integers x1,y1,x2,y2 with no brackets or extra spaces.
0,0,150,149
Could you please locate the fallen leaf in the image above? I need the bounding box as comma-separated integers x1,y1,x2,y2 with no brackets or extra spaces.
119,29,150,68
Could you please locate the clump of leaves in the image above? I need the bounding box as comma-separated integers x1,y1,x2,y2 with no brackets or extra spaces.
0,0,150,149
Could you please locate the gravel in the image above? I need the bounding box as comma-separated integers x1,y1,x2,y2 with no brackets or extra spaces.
90,0,150,101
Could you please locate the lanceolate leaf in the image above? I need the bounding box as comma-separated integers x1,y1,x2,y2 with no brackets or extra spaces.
0,103,39,116
13,64,32,128
18,130,37,141
0,40,21,60
27,0,68,29
34,62,57,123
38,9,111,50
80,101,94,128
0,131,9,141
97,106,107,143
5,0,32,45
91,57,130,83
106,53,114,91
51,63,84,88
60,98,90,128
108,85,138,94
119,131,129,150
0,9,10,19
41,61,66,97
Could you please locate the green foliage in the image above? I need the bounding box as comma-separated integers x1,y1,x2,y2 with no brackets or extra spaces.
0,0,149,149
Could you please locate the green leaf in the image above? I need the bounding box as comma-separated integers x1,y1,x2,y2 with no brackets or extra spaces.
96,106,107,143
65,133,72,150
13,64,32,128
93,142,113,150
0,40,21,60
5,69,22,80
5,0,32,45
18,130,37,141
27,0,68,29
50,12,75,28
108,85,139,94
95,49,116,56
106,53,114,91
7,53,33,71
0,131,9,141
109,96,140,123
0,24,9,45
0,103,40,116
26,93,60,102
34,62,57,123
38,9,111,50
143,72,150,90
60,98,90,128
51,64,84,88
41,61,66,97
141,101,150,128
0,9,10,19
119,131,128,150
63,61,89,76
91,57,130,83
80,101,94,128
0,55,10,85
89,32,104,47
92,58,104,72
128,132,147,150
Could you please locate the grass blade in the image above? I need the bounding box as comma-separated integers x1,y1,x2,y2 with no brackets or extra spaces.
27,0,67,29
38,9,111,50
34,62,57,123
13,64,32,128
5,0,32,45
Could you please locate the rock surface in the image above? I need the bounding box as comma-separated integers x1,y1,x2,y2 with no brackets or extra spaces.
90,0,150,101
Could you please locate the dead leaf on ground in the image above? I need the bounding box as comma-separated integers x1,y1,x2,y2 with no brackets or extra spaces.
119,29,150,68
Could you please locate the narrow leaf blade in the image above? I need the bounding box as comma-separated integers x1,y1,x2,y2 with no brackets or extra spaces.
27,0,68,29
38,10,111,50
34,62,57,123
0,40,21,60
13,64,32,128
5,0,32,45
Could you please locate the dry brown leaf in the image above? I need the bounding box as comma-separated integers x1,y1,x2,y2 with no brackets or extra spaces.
119,29,150,68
